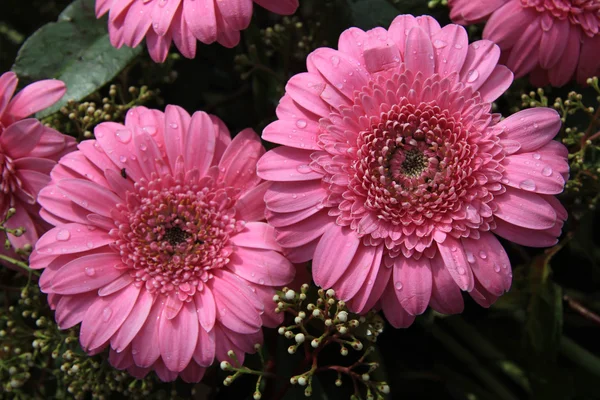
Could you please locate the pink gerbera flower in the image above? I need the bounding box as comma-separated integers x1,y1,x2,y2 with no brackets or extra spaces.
256,15,569,328
448,0,600,86
0,72,76,261
96,0,300,62
30,105,295,382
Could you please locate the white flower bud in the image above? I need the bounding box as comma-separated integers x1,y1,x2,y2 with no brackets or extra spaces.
295,333,305,344
362,373,370,381
285,290,296,300
326,289,335,297
298,376,307,386
220,361,231,371
337,311,348,322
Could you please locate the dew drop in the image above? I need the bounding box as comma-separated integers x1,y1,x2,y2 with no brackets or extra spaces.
169,122,179,129
466,70,479,83
115,129,132,143
102,307,113,321
466,250,475,263
119,155,127,163
139,143,148,151
331,56,340,67
85,267,96,277
297,164,312,174
458,267,466,275
56,229,70,241
296,119,307,129
541,166,553,176
395,281,403,290
259,278,265,284
479,250,487,259
292,194,298,199
494,264,501,273
532,153,541,160
433,39,447,49
87,242,94,249
518,179,536,191
454,43,463,49
143,125,157,135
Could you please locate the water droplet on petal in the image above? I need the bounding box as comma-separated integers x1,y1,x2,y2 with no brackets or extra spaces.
395,281,403,290
297,164,313,174
479,250,487,259
433,39,447,49
296,119,307,129
103,307,112,321
143,125,157,135
467,70,479,83
169,123,178,129
519,179,536,191
115,129,132,143
331,56,340,67
541,166,553,176
532,153,541,160
458,267,466,275
139,143,147,151
454,43,463,49
119,155,127,163
85,267,96,276
56,229,70,241
494,264,501,272
87,242,94,249
466,251,475,263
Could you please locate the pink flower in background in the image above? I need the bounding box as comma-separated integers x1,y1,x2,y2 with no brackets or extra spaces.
0,71,76,261
95,0,300,62
257,15,569,328
448,0,600,86
30,105,294,382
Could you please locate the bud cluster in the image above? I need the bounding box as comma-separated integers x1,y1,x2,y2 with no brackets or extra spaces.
276,284,388,399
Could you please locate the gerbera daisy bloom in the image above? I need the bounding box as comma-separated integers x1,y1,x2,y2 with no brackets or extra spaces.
30,105,295,382
256,15,569,328
96,0,300,63
448,0,600,86
0,71,76,262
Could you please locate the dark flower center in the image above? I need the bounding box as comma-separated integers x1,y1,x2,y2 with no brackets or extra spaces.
163,226,190,246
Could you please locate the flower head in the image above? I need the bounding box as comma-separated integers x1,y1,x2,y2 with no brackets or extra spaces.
448,0,600,86
256,15,569,327
31,105,295,382
0,71,76,260
96,0,300,62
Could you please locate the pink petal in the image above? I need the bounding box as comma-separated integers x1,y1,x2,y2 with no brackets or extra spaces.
493,218,560,247
227,247,294,286
57,178,121,218
0,71,18,120
275,209,333,248
478,65,514,103
163,105,191,173
388,14,419,56
257,147,321,181
469,279,500,308
213,324,245,364
308,48,370,100
209,115,232,163
459,40,501,91
50,253,125,294
539,18,569,69
334,244,383,302
215,0,253,31
5,79,66,120
482,2,535,48
416,15,441,36
111,289,154,352
80,284,140,350
121,0,153,48
496,108,561,152
503,153,565,194
193,327,216,366
404,27,435,78
254,0,298,14
429,252,464,314
184,0,217,43
338,28,368,64
548,25,580,87
393,256,432,316
55,292,97,329
577,33,600,83
151,0,181,36
0,119,43,158
236,181,270,222
380,280,416,328
218,128,264,193
131,300,164,368
109,347,134,369
171,6,197,58
265,180,327,213
462,232,511,296
432,24,469,78
494,186,556,230
284,75,331,117
230,222,281,251
449,0,504,24
146,29,172,63
195,286,217,331
159,300,198,372
211,272,262,334
262,119,320,150
153,359,179,381
180,362,206,383
184,111,216,174
436,236,474,291
347,259,391,314
313,226,361,289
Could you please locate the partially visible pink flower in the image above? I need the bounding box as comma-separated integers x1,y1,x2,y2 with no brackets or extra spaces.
257,15,569,328
31,105,294,382
96,0,300,62
448,0,600,86
0,71,76,261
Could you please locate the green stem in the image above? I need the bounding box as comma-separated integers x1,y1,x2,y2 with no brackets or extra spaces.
0,254,38,276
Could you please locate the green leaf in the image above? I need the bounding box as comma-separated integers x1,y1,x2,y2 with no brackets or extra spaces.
12,0,142,118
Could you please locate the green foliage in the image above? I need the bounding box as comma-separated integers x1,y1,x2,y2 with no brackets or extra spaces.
12,0,142,118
